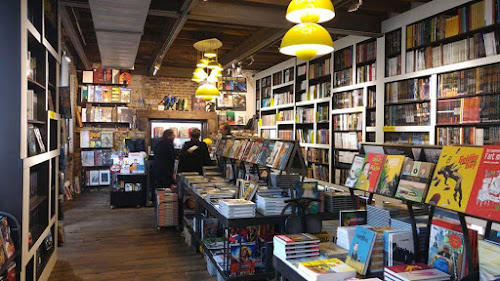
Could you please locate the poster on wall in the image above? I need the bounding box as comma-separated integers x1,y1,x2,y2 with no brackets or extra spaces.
217,77,247,92
192,96,207,111
216,93,246,111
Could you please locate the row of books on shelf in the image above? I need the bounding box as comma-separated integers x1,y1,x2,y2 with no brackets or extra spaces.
306,148,328,164
406,31,499,73
218,111,247,126
317,105,329,122
27,125,46,157
386,55,402,77
297,79,307,92
317,129,329,145
356,63,376,84
333,113,362,131
297,64,307,77
80,130,113,148
357,40,377,64
261,114,276,126
336,150,358,165
367,89,376,108
297,129,314,144
81,107,132,123
384,132,429,145
385,77,430,104
367,111,376,127
297,108,315,123
297,82,331,102
26,90,41,121
111,181,142,192
307,164,329,182
81,150,113,167
278,130,293,140
334,47,352,70
262,86,271,98
438,63,500,98
405,0,497,50
82,69,131,85
309,58,331,79
437,94,500,124
274,91,293,105
333,89,363,109
333,69,352,88
346,145,500,221
333,132,361,150
385,102,430,126
85,169,110,186
217,138,295,170
278,110,294,122
217,77,247,92
261,129,276,139
437,126,500,146
262,97,271,108
80,85,131,103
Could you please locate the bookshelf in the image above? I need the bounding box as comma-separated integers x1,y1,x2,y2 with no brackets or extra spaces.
385,29,402,77
333,46,353,88
0,1,61,280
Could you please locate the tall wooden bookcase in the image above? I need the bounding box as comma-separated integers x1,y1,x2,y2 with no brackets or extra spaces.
256,0,500,186
0,0,61,280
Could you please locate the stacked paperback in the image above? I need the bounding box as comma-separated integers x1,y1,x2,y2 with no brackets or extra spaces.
155,188,178,227
336,226,358,250
273,233,320,261
384,263,450,281
218,199,256,218
256,191,290,216
297,258,356,281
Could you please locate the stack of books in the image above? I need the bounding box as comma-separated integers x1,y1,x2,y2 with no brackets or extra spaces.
336,226,358,250
297,258,356,281
369,227,391,273
218,199,256,218
324,192,357,214
273,233,320,261
256,192,290,216
391,216,428,256
384,264,450,281
156,189,178,227
318,242,348,260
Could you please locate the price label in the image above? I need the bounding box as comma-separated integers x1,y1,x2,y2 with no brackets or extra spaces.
270,98,275,106
258,118,263,127
276,112,281,121
383,126,396,132
49,111,55,119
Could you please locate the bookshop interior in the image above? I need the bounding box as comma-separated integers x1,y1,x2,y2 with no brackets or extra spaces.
3,0,500,280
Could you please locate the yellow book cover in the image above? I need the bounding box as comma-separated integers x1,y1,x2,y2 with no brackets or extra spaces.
445,16,459,38
425,146,483,212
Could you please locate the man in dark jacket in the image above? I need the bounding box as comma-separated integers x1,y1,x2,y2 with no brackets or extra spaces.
178,128,211,174
153,129,176,188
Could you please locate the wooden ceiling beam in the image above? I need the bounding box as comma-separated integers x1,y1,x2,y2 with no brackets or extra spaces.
148,0,197,76
61,6,92,69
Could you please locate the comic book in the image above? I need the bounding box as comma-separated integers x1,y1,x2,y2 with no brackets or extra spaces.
465,145,500,221
395,161,435,203
345,156,365,188
425,146,483,212
345,226,377,275
376,155,406,196
354,153,386,192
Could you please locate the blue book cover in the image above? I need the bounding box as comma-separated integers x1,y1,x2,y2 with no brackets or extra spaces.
294,181,319,214
345,226,376,275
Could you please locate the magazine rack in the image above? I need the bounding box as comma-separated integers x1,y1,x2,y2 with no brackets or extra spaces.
0,211,21,280
341,143,500,281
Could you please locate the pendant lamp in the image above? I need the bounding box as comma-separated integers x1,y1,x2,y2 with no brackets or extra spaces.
280,23,334,61
195,83,220,101
204,49,217,58
286,0,335,24
196,59,209,68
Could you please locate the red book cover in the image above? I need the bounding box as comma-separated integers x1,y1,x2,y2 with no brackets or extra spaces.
354,153,386,192
103,69,112,84
466,145,500,222
385,263,433,273
93,68,104,84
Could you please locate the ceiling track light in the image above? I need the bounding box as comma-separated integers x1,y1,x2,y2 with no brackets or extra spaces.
348,0,363,12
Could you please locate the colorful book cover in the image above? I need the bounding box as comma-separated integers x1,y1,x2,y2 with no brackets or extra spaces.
226,111,235,125
465,145,500,221
376,155,406,196
201,218,219,239
0,217,15,258
230,243,256,276
425,146,483,212
89,131,102,148
101,131,113,148
101,86,111,102
110,87,121,102
295,182,319,214
275,233,319,244
427,223,465,280
478,240,500,281
395,161,435,203
120,87,131,103
93,85,102,102
345,156,365,188
118,70,131,85
267,141,283,167
345,226,376,275
249,142,265,164
339,210,367,227
256,140,273,165
354,153,385,192
93,68,104,84
278,142,293,170
298,258,356,276
0,231,6,267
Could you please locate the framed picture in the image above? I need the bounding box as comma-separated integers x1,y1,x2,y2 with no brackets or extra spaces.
216,93,246,111
89,170,100,186
99,170,110,185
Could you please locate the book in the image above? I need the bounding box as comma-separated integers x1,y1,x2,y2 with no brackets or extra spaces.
427,222,466,280
81,151,95,166
345,156,365,188
0,217,15,258
478,240,500,280
101,131,113,148
385,230,414,266
345,226,376,275
82,70,93,83
120,87,131,103
89,131,102,148
102,86,111,102
354,153,386,192
385,263,450,281
395,160,435,203
0,231,6,268
298,258,356,281
465,145,500,221
425,146,483,212
339,210,367,227
99,170,110,185
230,243,256,276
377,155,406,196
33,127,46,153
27,125,38,156
201,218,218,239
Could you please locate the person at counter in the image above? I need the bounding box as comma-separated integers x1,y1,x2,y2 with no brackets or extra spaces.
178,128,211,174
153,129,176,188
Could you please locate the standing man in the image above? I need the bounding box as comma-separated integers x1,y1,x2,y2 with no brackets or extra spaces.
219,122,232,136
153,129,176,188
178,128,211,174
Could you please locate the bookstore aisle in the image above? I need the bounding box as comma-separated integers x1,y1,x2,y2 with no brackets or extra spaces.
48,191,215,281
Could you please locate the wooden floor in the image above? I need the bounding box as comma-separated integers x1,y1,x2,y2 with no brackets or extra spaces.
49,191,216,281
